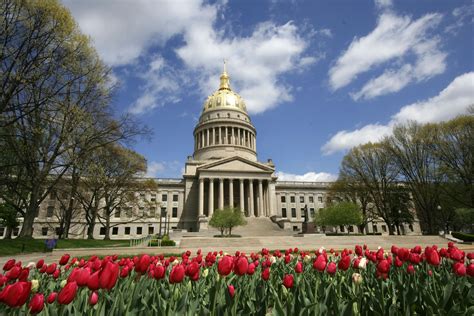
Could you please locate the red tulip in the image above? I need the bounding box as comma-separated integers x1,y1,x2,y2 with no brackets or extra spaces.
185,262,200,281
407,264,415,274
313,255,327,272
46,263,57,275
355,245,363,256
3,259,15,271
52,269,60,279
217,256,234,276
154,265,166,280
58,281,78,305
120,266,130,278
228,284,235,298
36,260,44,270
262,268,270,281
467,264,474,277
169,264,185,284
88,271,100,291
338,255,351,271
89,291,99,306
327,262,337,276
234,257,249,276
59,254,70,266
0,281,31,307
450,249,464,261
247,263,256,275
76,268,91,287
135,255,151,274
29,293,44,314
295,261,303,274
377,259,390,274
99,262,119,290
453,262,466,276
6,266,21,280
47,292,57,304
283,274,294,288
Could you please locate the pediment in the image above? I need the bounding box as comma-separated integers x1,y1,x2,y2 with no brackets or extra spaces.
198,156,274,173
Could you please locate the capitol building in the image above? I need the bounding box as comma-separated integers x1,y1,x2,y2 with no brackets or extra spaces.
8,67,420,239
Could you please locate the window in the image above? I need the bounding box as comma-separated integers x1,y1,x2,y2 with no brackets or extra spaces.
139,207,145,216
112,227,118,235
161,207,167,217
13,227,19,236
281,208,287,218
150,194,156,202
382,225,387,233
173,194,178,202
136,227,142,235
349,225,354,233
148,226,154,235
290,196,295,203
372,225,378,233
318,196,323,203
41,227,48,236
0,227,5,236
126,207,132,218
409,224,414,232
140,192,145,198
299,196,305,203
162,194,168,202
114,208,121,218
149,207,156,218
310,208,315,217
172,207,178,218
124,227,130,235
49,191,56,200
46,206,54,217
281,196,286,203
55,227,61,236
291,208,296,218
293,226,299,231
309,196,314,203
340,226,345,232
99,227,106,235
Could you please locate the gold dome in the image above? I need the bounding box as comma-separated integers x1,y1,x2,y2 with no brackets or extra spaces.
202,64,247,113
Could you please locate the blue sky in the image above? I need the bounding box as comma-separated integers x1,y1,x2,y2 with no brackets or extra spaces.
63,0,473,180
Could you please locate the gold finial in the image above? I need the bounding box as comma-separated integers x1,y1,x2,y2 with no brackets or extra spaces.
219,59,230,90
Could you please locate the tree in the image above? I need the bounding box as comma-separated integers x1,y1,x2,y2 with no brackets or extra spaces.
385,122,443,234
340,142,401,235
209,208,247,236
0,202,19,239
328,174,375,234
314,202,362,234
0,0,149,237
385,186,414,235
452,208,474,233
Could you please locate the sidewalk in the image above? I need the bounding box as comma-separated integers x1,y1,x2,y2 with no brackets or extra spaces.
1,235,472,267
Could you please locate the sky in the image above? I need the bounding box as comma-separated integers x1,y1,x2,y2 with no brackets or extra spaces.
62,0,474,181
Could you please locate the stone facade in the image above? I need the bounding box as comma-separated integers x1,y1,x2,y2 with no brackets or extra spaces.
0,68,421,239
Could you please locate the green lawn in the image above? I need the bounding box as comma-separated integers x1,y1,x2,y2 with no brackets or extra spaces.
0,238,131,257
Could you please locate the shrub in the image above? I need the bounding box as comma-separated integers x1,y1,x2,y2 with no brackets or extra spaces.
160,239,176,246
452,231,474,242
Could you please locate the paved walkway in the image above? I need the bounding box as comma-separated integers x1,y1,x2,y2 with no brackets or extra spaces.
1,235,472,267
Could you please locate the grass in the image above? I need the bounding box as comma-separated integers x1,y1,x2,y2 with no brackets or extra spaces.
0,238,131,257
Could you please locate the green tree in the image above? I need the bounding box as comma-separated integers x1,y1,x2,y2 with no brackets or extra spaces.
0,202,19,239
314,202,362,234
209,207,246,236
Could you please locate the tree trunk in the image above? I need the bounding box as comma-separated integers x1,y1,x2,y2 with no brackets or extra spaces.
396,224,401,235
64,168,80,239
19,198,39,238
4,226,12,239
229,226,232,236
104,214,111,240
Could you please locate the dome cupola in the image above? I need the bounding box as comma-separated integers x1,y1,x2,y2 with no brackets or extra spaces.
193,63,257,162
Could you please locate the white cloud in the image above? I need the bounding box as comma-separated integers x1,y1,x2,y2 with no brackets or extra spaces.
322,124,393,155
374,0,393,10
276,171,337,182
63,0,323,115
445,4,474,34
322,72,474,154
328,12,444,98
146,160,183,178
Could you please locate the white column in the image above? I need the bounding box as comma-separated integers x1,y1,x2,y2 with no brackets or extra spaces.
198,178,204,217
225,127,228,144
239,179,244,212
231,127,234,145
201,132,204,149
258,179,263,217
249,180,254,217
266,182,271,217
208,178,214,217
238,128,241,146
229,179,234,207
206,129,209,147
219,178,224,209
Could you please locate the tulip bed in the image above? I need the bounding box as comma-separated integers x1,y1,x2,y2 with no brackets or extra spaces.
0,242,473,315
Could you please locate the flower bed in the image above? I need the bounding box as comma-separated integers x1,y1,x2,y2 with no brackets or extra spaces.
0,242,473,315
